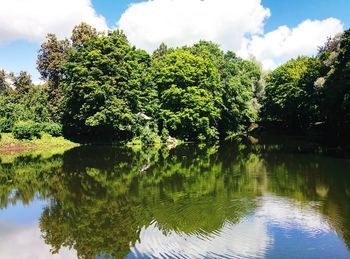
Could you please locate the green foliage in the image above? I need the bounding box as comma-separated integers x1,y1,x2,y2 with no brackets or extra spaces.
40,122,62,137
140,127,157,145
153,48,221,141
0,118,14,133
0,83,52,134
262,56,323,128
14,71,33,94
190,41,261,134
12,121,41,140
61,30,157,141
323,29,350,132
71,22,98,49
220,53,261,133
0,69,10,92
262,27,350,135
37,33,71,122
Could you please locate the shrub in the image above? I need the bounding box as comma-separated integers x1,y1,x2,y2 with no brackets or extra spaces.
0,118,14,133
140,127,157,146
12,121,41,140
41,122,62,137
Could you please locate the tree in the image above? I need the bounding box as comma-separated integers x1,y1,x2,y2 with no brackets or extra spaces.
262,56,323,128
323,29,350,132
61,30,156,141
37,34,71,122
152,42,171,59
0,69,9,92
152,48,221,141
71,22,98,49
189,41,261,135
14,71,32,95
220,52,261,134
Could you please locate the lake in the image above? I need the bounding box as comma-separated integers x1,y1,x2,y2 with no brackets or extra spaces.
0,135,350,258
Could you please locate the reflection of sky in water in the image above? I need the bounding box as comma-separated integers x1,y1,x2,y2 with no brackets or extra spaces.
0,194,349,258
0,198,77,259
0,197,47,224
0,222,77,259
128,195,350,259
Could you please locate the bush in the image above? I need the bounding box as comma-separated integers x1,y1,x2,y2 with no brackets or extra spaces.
0,118,14,133
140,127,157,146
12,121,41,140
41,122,62,137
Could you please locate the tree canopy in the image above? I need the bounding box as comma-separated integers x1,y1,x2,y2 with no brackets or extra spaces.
1,23,350,142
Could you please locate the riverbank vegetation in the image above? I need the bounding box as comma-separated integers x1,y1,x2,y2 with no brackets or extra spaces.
0,133,78,158
0,23,349,145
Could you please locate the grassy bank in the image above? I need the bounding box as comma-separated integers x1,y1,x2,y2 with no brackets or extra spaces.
0,133,79,161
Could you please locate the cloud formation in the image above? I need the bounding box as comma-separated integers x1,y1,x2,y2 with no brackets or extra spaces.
239,18,344,69
118,0,271,52
0,0,107,44
118,0,343,69
0,0,345,71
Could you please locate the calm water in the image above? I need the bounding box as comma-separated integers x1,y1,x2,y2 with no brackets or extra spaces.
0,136,350,259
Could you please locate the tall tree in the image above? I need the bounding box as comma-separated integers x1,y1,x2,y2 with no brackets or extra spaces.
61,30,156,141
189,41,261,135
14,71,32,95
262,56,323,129
37,34,71,122
0,69,9,92
152,48,221,141
71,22,98,49
323,29,350,132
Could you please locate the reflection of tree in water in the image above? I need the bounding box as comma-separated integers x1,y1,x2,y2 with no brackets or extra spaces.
0,138,350,257
261,150,350,249
38,144,261,258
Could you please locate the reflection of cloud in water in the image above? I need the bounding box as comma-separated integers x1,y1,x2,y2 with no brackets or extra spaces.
256,195,331,235
130,219,272,258
130,195,332,258
0,221,77,259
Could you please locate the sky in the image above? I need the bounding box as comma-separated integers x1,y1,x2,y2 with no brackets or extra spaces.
0,0,349,82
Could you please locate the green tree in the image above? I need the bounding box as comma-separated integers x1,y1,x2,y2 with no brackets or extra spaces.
220,52,261,134
14,71,32,95
61,30,157,141
152,48,221,141
262,56,323,128
323,29,350,132
37,33,71,122
189,41,261,134
71,22,98,49
0,69,9,92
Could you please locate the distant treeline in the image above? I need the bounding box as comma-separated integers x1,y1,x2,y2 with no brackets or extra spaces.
0,23,349,143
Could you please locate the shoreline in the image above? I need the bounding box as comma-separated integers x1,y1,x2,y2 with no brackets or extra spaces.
0,133,79,160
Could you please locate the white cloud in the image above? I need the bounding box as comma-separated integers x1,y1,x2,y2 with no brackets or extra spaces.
0,0,107,44
0,221,77,259
238,18,344,70
131,219,272,258
118,0,270,52
118,1,343,70
130,194,333,258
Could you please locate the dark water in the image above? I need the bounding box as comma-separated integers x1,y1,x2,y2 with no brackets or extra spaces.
0,136,350,259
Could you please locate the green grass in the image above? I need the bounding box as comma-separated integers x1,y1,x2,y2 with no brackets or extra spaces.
0,133,79,162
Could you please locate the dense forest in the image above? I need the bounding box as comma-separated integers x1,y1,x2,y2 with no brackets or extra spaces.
0,23,349,143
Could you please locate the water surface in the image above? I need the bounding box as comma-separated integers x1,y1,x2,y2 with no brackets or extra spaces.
0,136,350,258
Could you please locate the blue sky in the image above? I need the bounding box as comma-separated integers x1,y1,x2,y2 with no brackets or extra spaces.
0,0,349,81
